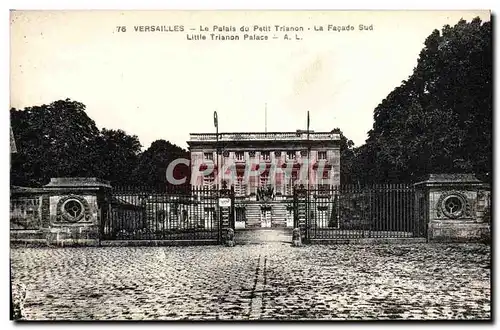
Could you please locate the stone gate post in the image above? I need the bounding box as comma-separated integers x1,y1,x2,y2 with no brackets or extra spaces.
10,177,112,246
414,174,490,243
219,181,235,246
293,184,308,244
43,177,112,246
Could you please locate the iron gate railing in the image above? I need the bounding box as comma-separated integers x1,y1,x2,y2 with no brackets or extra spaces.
102,185,233,242
294,184,426,241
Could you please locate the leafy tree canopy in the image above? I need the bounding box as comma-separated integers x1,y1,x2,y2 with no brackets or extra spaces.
10,99,188,187
351,17,491,183
132,139,190,188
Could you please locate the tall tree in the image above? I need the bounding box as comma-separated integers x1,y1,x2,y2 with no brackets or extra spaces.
97,128,142,185
352,17,491,183
10,99,189,188
132,139,190,189
10,99,103,186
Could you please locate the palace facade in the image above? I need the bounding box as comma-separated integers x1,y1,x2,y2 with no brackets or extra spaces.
187,130,340,228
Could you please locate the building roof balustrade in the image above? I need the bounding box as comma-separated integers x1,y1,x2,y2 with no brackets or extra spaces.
189,131,340,142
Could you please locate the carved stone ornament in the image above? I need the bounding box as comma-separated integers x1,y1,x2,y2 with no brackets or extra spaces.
257,186,274,202
56,195,92,223
436,191,472,219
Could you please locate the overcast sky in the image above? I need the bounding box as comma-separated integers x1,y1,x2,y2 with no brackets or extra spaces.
10,10,490,150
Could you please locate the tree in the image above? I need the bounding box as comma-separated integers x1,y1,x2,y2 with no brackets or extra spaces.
10,99,190,188
10,99,103,186
352,17,491,183
132,139,190,189
97,128,142,185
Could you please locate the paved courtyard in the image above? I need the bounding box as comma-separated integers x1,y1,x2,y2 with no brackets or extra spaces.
11,229,491,320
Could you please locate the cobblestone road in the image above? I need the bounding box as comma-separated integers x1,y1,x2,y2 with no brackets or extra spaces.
11,229,491,320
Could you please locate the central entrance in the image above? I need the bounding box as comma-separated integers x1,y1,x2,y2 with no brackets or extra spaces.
234,201,295,229
261,207,271,227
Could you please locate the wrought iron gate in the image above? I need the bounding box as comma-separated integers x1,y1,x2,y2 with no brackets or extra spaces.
294,184,427,242
102,185,234,243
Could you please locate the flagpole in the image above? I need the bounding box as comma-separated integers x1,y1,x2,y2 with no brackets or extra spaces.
306,111,310,243
214,111,219,188
265,103,267,133
307,111,310,189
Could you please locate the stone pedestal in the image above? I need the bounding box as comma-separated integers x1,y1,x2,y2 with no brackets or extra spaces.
235,220,246,229
11,177,112,246
223,228,235,247
292,228,302,247
414,174,490,243
43,177,112,246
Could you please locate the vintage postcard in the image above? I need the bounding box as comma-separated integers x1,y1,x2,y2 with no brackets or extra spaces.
9,10,491,321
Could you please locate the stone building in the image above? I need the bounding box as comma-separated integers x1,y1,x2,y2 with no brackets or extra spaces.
187,130,340,228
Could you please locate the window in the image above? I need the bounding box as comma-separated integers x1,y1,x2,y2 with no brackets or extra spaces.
441,194,466,219
235,176,245,196
285,173,297,195
235,151,244,161
261,151,270,161
286,151,296,160
204,152,213,161
260,173,269,186
58,196,90,223
236,207,245,222
64,200,83,219
203,173,215,187
318,151,327,160
318,169,331,189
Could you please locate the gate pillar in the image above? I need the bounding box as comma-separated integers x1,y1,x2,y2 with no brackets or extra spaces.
43,178,110,246
414,174,490,243
293,185,308,243
219,181,235,246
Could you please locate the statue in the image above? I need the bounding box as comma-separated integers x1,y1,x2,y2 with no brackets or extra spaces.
292,228,302,247
225,228,235,247
257,185,274,201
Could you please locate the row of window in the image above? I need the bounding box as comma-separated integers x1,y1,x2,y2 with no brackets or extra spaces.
204,151,328,161
202,172,330,184
217,180,333,197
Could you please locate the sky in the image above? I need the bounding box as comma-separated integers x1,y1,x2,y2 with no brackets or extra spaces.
10,10,491,150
